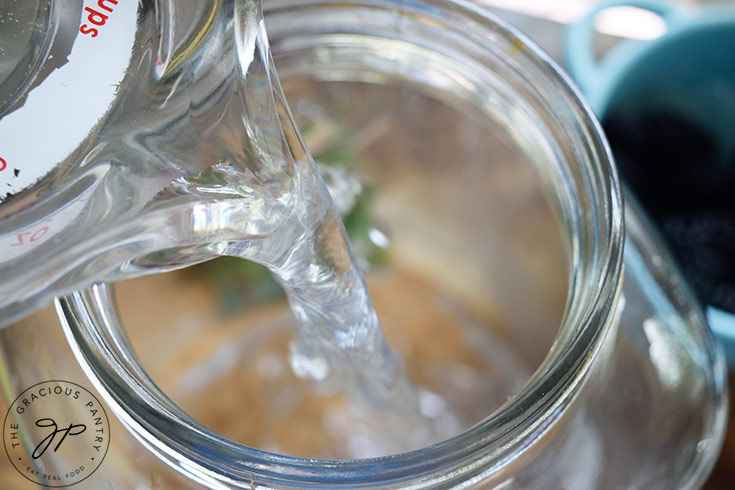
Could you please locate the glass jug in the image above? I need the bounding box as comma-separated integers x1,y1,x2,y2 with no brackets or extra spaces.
0,0,729,489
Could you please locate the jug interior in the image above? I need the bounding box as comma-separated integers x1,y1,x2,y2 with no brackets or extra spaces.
115,27,570,459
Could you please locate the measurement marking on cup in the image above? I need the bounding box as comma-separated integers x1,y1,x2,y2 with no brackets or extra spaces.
9,227,49,247
0,175,101,263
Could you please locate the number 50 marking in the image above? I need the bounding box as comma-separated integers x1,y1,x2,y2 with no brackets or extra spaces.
9,227,49,247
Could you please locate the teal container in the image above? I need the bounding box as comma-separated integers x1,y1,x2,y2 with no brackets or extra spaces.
566,0,735,365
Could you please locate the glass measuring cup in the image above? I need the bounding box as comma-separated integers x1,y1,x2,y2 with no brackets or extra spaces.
0,0,313,327
4,0,717,488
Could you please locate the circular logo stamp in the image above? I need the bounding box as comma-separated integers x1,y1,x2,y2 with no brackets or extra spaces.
3,380,110,487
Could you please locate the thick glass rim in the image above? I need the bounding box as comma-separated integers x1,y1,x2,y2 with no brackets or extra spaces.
58,0,625,487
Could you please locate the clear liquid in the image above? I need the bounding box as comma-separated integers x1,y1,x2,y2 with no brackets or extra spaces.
0,0,450,454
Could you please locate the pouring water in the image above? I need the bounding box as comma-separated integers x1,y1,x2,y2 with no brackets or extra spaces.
0,0,455,455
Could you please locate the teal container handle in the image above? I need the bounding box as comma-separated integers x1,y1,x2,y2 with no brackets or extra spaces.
565,0,684,97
